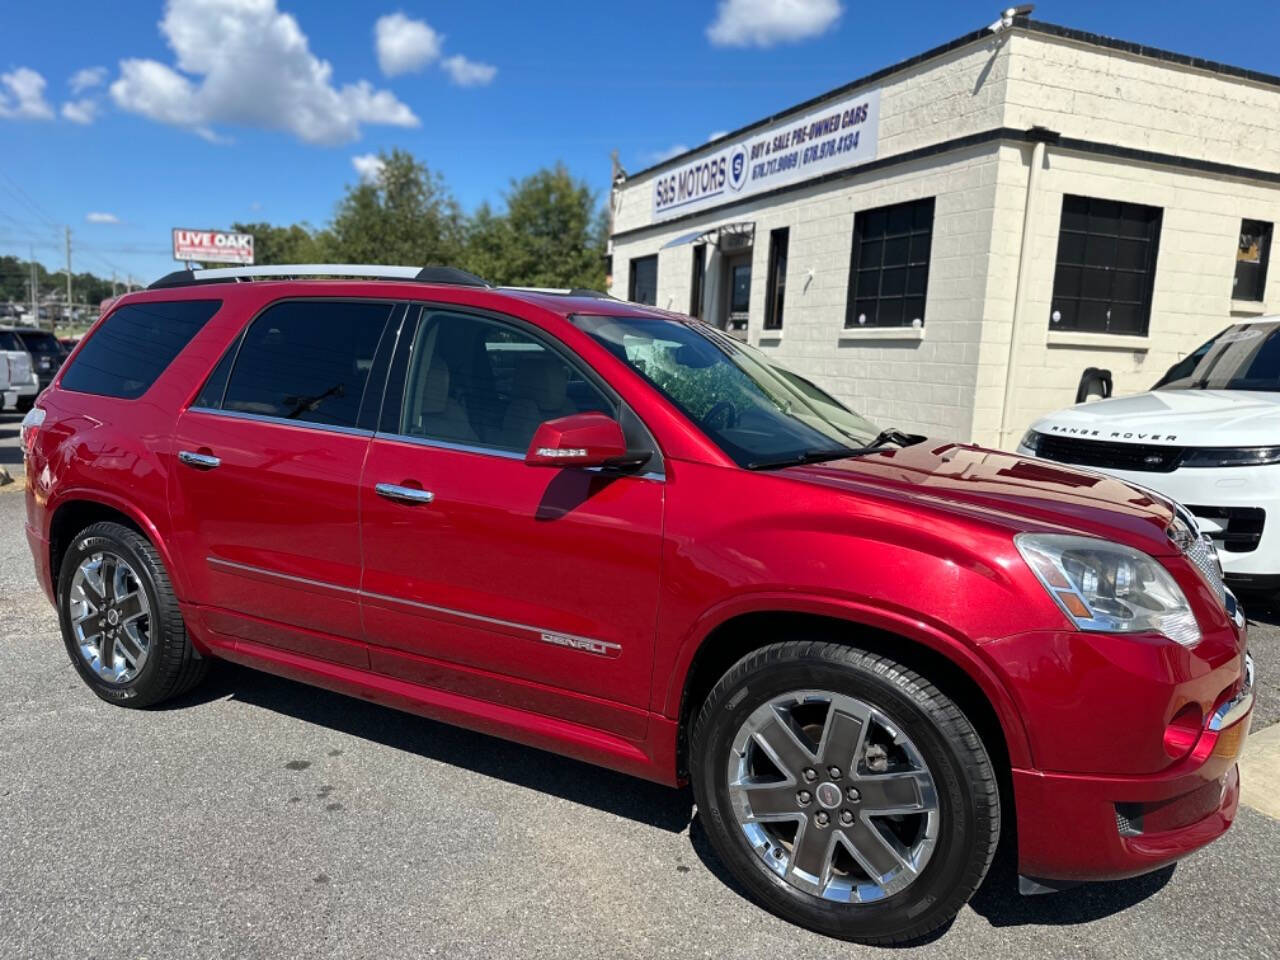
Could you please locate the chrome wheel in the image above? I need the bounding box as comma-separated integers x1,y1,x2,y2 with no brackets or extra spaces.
727,690,940,903
69,551,151,684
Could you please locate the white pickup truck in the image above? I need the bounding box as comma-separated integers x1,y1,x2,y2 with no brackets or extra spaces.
0,328,36,412
1019,316,1280,599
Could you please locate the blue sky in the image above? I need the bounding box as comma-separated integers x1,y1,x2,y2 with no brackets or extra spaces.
2,0,1278,285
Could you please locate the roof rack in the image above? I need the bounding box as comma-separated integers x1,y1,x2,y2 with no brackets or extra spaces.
498,286,616,299
148,264,490,290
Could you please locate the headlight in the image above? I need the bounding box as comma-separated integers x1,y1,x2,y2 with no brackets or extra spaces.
1181,446,1280,468
1015,533,1201,646
1019,430,1043,453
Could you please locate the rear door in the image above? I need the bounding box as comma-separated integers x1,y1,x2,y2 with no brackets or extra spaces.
358,306,665,737
168,298,400,667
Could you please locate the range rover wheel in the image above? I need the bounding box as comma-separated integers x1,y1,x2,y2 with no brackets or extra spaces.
57,521,207,708
690,641,1000,944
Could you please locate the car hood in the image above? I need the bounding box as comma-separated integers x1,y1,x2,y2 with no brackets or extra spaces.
1027,389,1280,447
781,440,1176,553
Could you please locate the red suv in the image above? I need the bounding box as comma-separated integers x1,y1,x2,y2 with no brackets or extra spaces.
21,265,1254,943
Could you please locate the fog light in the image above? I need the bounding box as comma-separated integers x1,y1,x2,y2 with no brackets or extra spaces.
1162,703,1203,760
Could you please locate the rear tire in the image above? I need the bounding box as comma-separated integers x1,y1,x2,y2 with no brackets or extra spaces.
57,521,207,708
690,640,1000,944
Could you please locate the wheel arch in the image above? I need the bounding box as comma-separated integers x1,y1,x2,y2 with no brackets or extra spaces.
668,601,1032,782
47,493,185,602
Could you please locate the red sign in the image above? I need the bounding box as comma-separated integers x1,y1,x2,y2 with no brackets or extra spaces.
172,228,254,265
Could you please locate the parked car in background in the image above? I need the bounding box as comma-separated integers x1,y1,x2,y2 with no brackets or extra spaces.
1020,316,1280,600
0,327,37,412
21,265,1253,944
13,328,68,392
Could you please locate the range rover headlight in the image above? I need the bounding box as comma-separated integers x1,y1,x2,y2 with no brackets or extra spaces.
1015,533,1201,647
1018,430,1043,453
1181,446,1280,468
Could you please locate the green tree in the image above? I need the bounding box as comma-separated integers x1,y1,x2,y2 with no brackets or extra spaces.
230,221,333,265
464,163,606,289
328,149,463,266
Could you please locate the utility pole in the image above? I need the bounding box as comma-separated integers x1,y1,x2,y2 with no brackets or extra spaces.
29,244,38,328
64,226,72,333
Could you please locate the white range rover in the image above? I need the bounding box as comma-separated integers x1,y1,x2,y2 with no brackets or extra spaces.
1019,316,1280,599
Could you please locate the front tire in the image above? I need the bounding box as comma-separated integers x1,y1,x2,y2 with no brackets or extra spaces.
690,640,1000,944
57,521,208,707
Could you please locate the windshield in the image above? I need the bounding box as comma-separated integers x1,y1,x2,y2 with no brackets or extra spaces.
1153,320,1280,391
573,313,881,467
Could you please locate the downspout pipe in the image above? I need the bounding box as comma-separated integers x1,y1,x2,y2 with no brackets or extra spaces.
998,126,1059,449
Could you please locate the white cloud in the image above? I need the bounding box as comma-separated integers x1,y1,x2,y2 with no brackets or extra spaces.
61,98,97,124
110,0,419,145
651,143,690,164
69,66,108,94
375,12,443,76
707,0,842,47
707,130,728,142
440,54,496,88
85,212,120,224
0,67,54,120
351,152,386,184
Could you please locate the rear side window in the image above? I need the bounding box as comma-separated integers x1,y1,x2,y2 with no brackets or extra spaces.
60,300,222,399
220,300,392,428
17,331,63,354
0,331,22,351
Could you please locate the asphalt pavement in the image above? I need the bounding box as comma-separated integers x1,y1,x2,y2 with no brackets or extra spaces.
0,411,1276,960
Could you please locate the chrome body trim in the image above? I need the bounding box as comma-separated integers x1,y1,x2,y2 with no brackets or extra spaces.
374,431,527,462
204,555,618,655
1209,653,1254,732
188,406,375,438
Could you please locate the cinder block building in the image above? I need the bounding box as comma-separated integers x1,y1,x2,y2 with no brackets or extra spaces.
606,15,1280,449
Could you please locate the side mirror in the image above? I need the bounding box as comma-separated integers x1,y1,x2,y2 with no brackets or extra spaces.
525,412,630,468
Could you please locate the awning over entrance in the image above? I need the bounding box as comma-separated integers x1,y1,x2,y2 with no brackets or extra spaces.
660,221,755,249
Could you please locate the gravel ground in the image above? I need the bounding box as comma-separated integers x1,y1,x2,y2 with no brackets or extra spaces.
0,411,1276,960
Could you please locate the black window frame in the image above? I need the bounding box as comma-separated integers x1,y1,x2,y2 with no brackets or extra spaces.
200,297,399,431
844,197,935,329
1234,218,1272,303
629,254,658,306
1049,194,1163,337
59,298,223,400
764,227,789,331
689,243,706,319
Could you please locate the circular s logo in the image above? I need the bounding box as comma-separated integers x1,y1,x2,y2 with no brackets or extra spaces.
728,145,748,192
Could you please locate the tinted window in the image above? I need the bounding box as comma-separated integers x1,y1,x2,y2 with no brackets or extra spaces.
1153,321,1280,392
60,300,222,399
17,331,63,354
765,227,788,330
397,311,613,453
222,300,391,428
0,331,22,351
846,197,934,328
629,255,658,306
192,340,238,409
1050,195,1162,336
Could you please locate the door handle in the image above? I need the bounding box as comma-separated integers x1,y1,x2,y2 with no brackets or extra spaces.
375,482,434,505
178,450,221,470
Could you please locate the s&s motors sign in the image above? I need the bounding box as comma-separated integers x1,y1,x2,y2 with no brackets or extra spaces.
651,88,880,222
172,228,255,264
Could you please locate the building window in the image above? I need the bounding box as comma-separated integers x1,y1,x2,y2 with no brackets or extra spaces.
1235,219,1272,303
690,243,706,318
845,197,934,329
629,255,657,305
765,228,789,330
1050,195,1163,336
730,262,752,314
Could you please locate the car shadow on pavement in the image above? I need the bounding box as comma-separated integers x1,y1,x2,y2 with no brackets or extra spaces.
166,661,695,834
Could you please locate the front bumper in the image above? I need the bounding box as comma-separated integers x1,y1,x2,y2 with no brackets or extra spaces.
1015,446,1280,582
1012,653,1253,883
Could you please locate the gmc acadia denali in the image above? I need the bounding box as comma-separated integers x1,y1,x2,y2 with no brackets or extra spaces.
21,265,1254,943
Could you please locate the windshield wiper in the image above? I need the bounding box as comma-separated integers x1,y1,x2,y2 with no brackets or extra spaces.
746,447,859,470
865,427,924,449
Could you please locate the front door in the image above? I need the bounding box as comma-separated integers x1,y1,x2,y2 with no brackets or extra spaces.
359,306,664,738
723,253,751,339
168,298,397,666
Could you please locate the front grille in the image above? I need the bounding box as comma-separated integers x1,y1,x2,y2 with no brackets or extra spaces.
1186,505,1265,554
1036,435,1185,473
1184,533,1227,605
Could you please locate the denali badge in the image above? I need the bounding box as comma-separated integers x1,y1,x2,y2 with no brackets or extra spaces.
539,632,622,659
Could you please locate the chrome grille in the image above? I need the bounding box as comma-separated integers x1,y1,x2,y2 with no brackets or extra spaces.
1185,533,1227,605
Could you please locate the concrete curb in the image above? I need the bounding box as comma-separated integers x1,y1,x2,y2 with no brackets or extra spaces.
1240,721,1280,821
